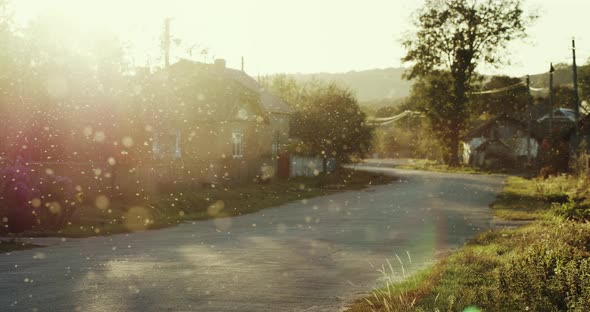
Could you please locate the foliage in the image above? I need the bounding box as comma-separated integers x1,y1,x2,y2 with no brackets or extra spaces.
403,0,534,166
349,176,590,312
0,164,82,233
495,223,590,312
553,200,590,222
580,64,590,103
291,84,373,163
0,165,35,233
405,71,455,163
361,98,405,116
258,74,306,107
471,76,528,117
370,99,450,160
0,5,131,164
261,76,373,164
36,174,81,229
372,123,447,160
0,239,41,253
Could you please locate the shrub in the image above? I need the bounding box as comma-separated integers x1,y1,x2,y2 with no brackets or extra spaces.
0,165,36,234
553,200,590,222
0,165,82,233
36,175,81,229
495,225,590,311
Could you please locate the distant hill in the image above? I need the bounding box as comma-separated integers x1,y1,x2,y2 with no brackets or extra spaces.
528,63,588,89
289,68,413,103
287,64,588,112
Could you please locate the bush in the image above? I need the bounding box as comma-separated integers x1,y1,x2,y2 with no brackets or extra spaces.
495,224,590,311
36,175,81,229
0,165,82,233
0,165,36,233
553,200,590,222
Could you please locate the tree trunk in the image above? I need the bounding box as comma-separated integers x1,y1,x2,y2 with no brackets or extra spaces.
449,69,469,167
448,124,460,167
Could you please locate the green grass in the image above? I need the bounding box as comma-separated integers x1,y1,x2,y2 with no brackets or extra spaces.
395,159,498,175
491,176,553,221
21,169,395,238
395,159,532,176
348,174,590,312
0,240,42,253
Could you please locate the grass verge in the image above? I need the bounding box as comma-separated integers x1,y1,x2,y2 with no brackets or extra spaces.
17,169,395,238
398,160,484,175
394,159,532,176
348,174,590,312
0,240,42,253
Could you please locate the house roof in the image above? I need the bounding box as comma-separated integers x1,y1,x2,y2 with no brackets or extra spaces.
143,60,291,125
171,59,291,115
223,68,291,115
474,139,510,152
537,108,577,123
463,113,531,140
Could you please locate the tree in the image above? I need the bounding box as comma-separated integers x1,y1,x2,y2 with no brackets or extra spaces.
407,71,456,163
403,0,534,166
580,64,590,104
553,86,577,109
471,76,528,117
291,83,373,166
261,76,373,166
258,74,306,108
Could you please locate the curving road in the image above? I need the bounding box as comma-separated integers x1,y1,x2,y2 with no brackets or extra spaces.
0,166,504,312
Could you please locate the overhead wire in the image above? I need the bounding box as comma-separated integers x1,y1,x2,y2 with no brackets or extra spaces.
467,81,526,95
371,67,583,127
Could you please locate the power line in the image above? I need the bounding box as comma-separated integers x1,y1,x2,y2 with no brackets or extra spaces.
367,110,424,127
468,81,526,95
528,86,547,92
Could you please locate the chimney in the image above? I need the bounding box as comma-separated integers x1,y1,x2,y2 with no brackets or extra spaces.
214,59,226,71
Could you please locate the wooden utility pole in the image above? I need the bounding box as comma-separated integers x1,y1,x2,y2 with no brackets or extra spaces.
163,18,172,68
527,75,532,163
572,38,580,150
549,63,555,144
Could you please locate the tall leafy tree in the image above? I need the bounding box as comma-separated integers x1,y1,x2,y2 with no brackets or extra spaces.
261,76,373,166
580,64,590,105
471,76,528,117
258,74,304,107
403,0,535,165
291,83,373,165
407,71,455,163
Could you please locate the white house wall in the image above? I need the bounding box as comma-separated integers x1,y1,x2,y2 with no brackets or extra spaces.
463,137,538,165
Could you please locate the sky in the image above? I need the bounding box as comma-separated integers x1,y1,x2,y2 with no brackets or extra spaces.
10,0,590,77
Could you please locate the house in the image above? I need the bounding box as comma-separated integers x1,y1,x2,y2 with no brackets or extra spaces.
563,114,590,171
462,114,539,168
0,58,291,199
535,108,587,172
536,108,578,138
140,59,291,185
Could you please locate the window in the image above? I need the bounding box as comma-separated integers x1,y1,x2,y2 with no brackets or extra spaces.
272,131,279,158
152,129,181,160
232,131,243,158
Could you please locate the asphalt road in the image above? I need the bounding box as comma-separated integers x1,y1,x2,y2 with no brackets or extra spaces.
0,166,505,312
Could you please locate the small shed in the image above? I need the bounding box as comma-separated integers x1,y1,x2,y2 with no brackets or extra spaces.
463,114,539,168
